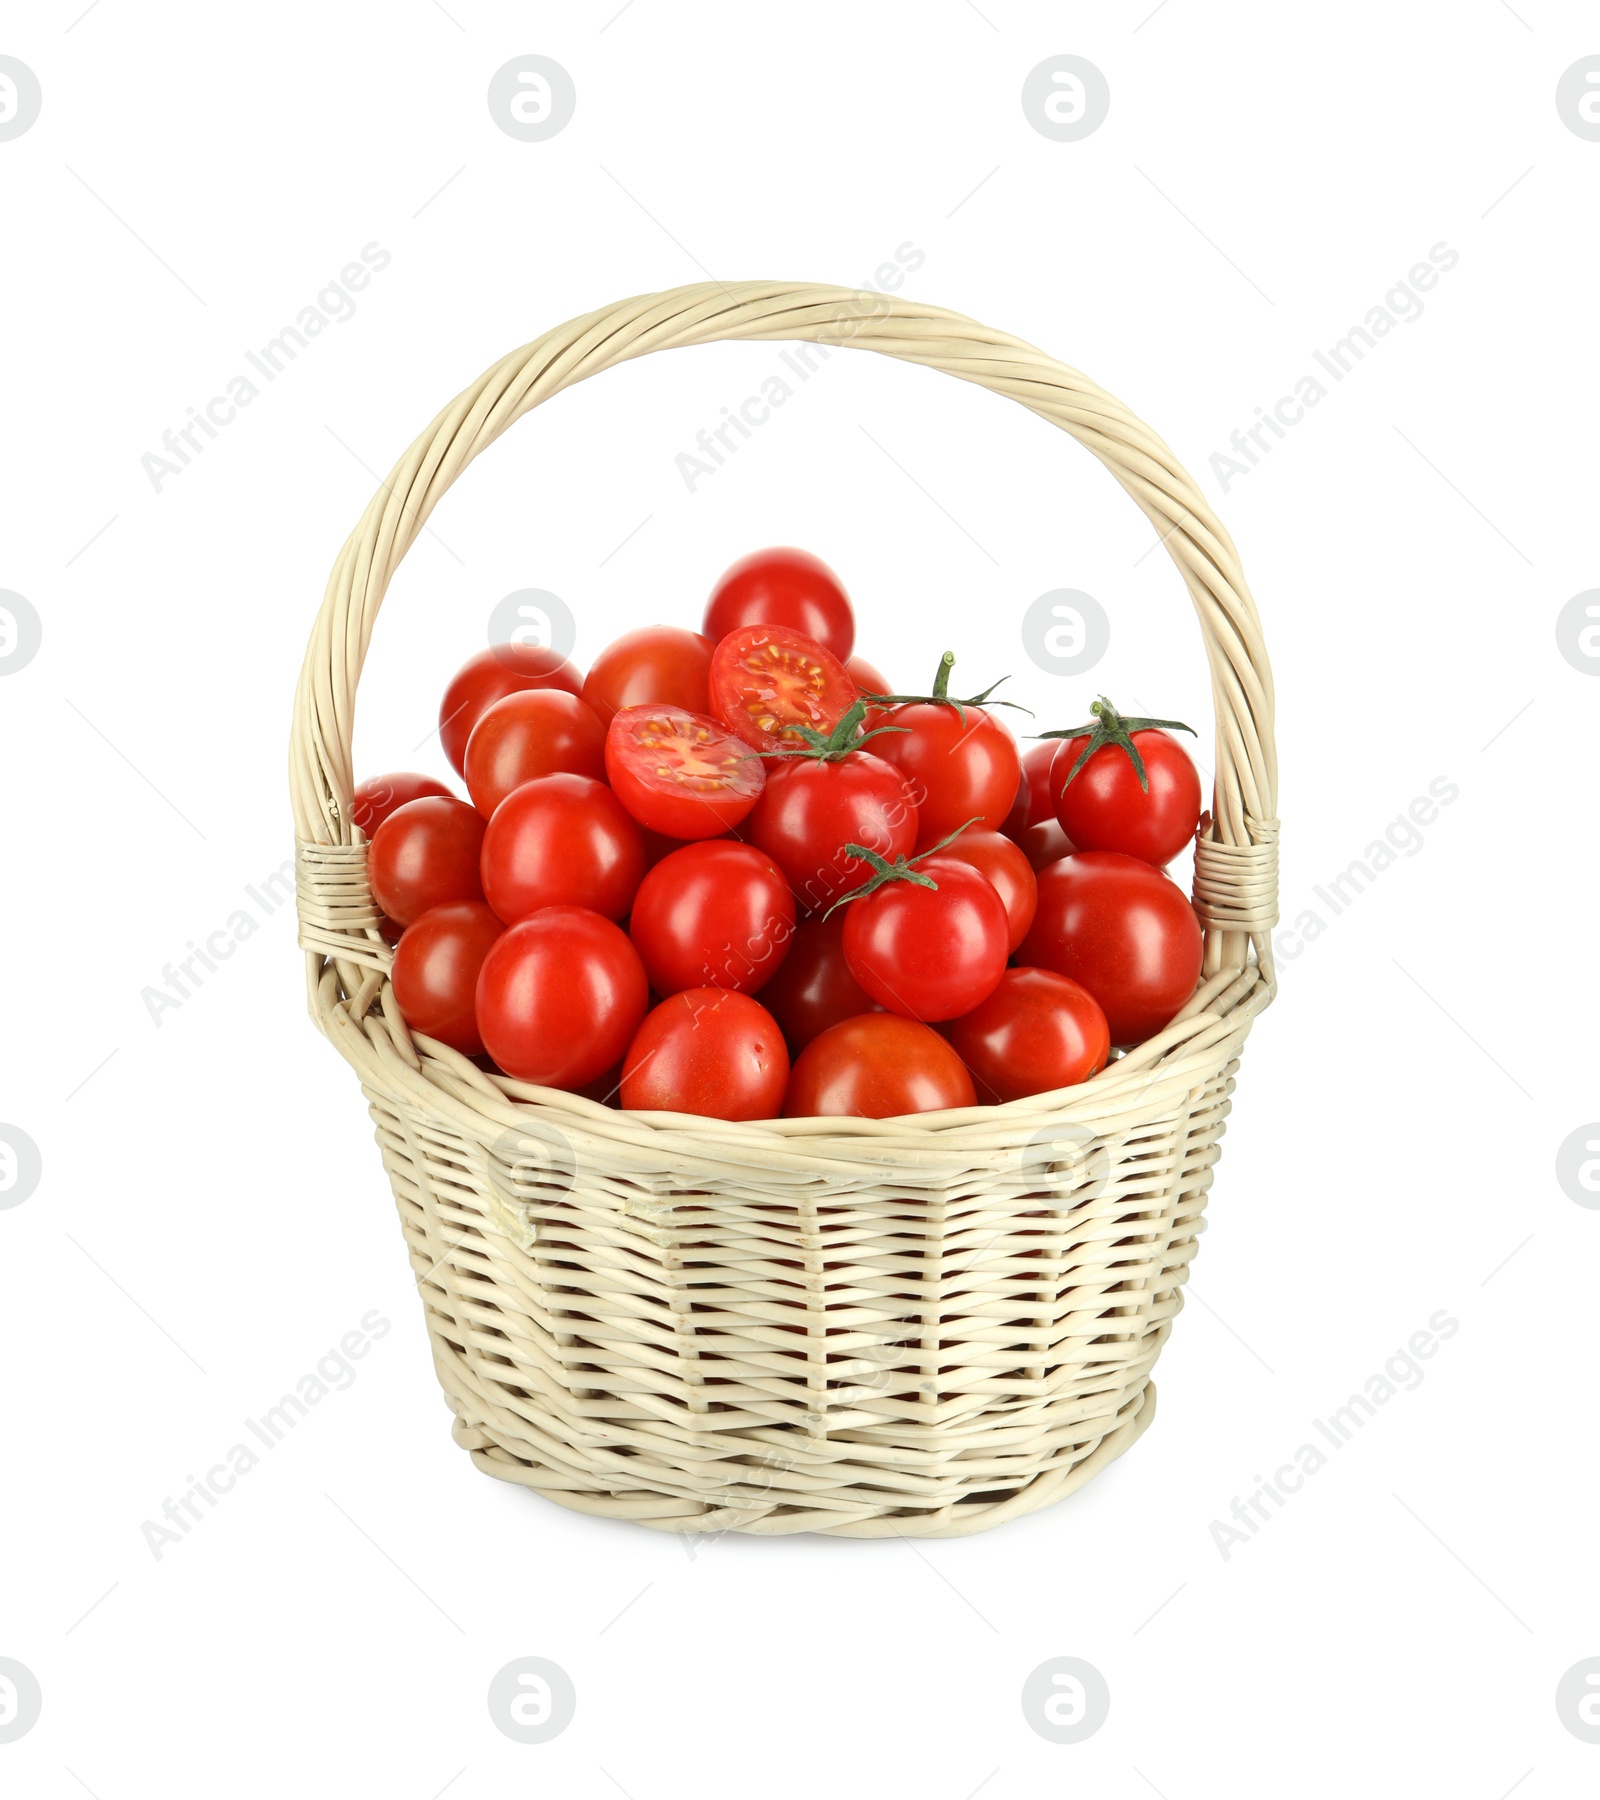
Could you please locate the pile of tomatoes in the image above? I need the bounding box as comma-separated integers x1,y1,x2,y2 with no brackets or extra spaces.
353,548,1206,1121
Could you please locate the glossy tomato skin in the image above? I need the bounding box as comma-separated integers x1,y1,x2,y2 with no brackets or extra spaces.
1017,851,1203,1045
758,910,880,1052
368,796,487,927
1001,741,1063,840
581,626,715,729
945,968,1110,1104
745,753,918,915
1053,728,1202,867
439,645,584,777
479,773,646,924
703,548,855,662
871,702,1021,849
709,623,858,751
605,704,765,840
841,856,1009,1022
476,907,648,1088
390,902,503,1056
936,829,1038,951
845,655,889,697
621,987,789,1120
1016,819,1076,872
628,841,795,997
352,772,454,838
463,689,606,816
784,1013,976,1118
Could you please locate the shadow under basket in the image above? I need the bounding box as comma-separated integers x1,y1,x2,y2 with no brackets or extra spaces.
290,281,1280,1538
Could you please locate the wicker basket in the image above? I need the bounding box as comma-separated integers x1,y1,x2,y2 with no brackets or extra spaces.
291,281,1279,1538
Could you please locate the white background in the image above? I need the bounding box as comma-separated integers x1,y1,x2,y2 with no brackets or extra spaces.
3,3,1596,1795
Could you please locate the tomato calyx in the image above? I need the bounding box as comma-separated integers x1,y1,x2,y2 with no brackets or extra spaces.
1037,695,1196,796
859,650,1030,726
822,817,980,915
759,698,908,763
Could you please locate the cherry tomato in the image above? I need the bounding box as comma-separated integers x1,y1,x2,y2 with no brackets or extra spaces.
945,968,1109,1104
704,547,855,662
1001,741,1063,840
935,829,1037,951
1016,819,1076,872
758,910,881,1052
439,645,584,777
841,857,1009,1021
479,773,646,924
621,988,789,1120
1017,851,1203,1045
745,752,917,914
368,796,486,927
463,688,606,816
871,693,1021,849
784,1014,976,1118
351,772,454,838
581,626,715,729
709,623,857,751
605,704,765,840
845,655,889,696
628,841,795,997
476,907,648,1088
1053,725,1202,867
390,902,503,1056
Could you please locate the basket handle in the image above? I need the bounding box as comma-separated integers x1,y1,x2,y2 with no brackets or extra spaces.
290,281,1278,989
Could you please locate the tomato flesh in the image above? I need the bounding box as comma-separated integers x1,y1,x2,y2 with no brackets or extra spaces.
709,623,857,750
605,704,765,839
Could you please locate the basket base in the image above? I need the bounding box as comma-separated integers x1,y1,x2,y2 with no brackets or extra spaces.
450,1379,1157,1540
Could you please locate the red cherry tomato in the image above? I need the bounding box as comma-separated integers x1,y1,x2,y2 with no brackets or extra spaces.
758,910,881,1052
1053,726,1202,867
390,902,503,1056
621,988,789,1120
352,772,454,838
1016,819,1076,872
709,623,858,750
605,704,765,840
368,796,486,927
1001,741,1063,840
871,696,1021,849
847,656,894,727
439,645,584,777
703,548,855,662
945,968,1110,1104
935,829,1038,951
463,689,606,816
628,841,795,997
784,1014,976,1118
745,752,917,914
841,856,1009,1022
479,773,646,924
1017,851,1203,1045
476,907,648,1088
581,626,715,730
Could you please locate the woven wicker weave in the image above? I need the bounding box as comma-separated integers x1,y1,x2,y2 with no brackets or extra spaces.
291,282,1279,1538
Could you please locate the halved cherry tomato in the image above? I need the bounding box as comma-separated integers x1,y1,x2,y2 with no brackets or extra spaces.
840,855,1009,1022
621,988,789,1120
463,689,606,816
628,841,794,997
935,829,1038,951
352,772,454,838
709,623,857,751
476,907,648,1088
368,796,486,927
945,968,1110,1104
744,750,917,914
479,773,645,923
390,902,503,1056
758,910,881,1052
605,704,765,840
581,626,715,729
439,645,583,777
1017,851,1203,1045
784,1014,976,1118
704,548,855,662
